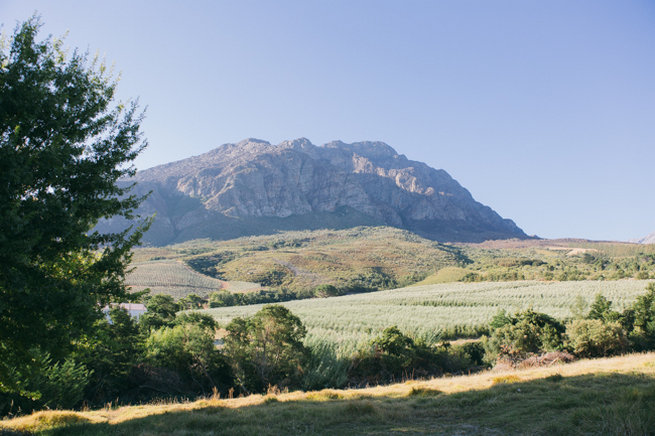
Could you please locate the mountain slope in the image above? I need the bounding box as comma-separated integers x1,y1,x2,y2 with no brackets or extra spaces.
101,138,527,245
637,232,655,244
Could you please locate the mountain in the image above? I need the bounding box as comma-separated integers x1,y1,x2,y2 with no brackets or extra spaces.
100,138,528,245
636,232,655,244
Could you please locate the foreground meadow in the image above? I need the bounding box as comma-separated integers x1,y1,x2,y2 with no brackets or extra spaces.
200,280,652,356
3,352,654,435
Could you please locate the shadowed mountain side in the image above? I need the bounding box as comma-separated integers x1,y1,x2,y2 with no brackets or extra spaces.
28,371,655,435
97,139,528,245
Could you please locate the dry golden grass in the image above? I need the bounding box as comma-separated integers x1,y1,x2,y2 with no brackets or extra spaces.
3,352,654,435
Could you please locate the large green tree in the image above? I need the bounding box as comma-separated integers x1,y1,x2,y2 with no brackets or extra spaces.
0,17,148,400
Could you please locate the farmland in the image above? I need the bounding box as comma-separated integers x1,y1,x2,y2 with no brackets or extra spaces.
199,279,653,356
125,260,259,299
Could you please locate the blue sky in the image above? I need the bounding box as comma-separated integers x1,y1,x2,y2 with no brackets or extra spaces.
2,1,654,241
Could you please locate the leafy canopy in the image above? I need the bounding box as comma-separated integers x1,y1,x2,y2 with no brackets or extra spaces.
224,305,308,393
0,16,148,391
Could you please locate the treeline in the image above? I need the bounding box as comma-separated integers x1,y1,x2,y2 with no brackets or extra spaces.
204,283,379,308
483,283,655,363
3,284,655,418
188,252,655,311
182,271,422,310
0,294,482,417
463,253,655,282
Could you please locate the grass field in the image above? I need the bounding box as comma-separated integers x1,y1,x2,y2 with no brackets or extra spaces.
198,279,653,356
3,352,654,435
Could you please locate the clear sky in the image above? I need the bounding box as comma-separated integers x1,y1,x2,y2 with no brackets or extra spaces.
2,1,654,241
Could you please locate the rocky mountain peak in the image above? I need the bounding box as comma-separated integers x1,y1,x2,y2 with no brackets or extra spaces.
324,140,400,161
107,138,528,245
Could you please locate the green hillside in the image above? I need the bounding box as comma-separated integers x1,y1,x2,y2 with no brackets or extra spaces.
127,226,655,301
128,227,466,296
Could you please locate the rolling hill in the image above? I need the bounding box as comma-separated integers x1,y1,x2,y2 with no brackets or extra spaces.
126,227,655,299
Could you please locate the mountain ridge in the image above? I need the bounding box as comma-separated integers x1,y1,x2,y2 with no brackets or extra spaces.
636,232,655,244
101,138,528,245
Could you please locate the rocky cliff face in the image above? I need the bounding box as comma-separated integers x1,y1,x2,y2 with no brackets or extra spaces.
636,232,655,244
103,138,527,245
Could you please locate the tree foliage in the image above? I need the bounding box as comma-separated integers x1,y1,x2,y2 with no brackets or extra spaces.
631,283,655,349
0,16,147,404
348,326,474,386
484,309,565,362
566,319,627,357
145,323,228,394
224,305,308,393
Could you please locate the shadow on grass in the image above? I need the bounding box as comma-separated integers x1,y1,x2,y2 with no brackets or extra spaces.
28,372,655,435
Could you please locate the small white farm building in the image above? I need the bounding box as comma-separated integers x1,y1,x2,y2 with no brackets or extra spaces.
102,303,147,322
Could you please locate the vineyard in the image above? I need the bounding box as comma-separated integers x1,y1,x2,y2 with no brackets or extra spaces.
199,279,653,356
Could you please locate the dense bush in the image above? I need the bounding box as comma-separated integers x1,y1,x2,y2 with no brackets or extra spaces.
145,323,229,395
566,319,628,357
207,282,382,309
483,309,565,362
348,326,476,386
140,295,180,331
209,288,309,308
0,351,91,415
631,283,655,350
73,307,144,404
224,305,309,393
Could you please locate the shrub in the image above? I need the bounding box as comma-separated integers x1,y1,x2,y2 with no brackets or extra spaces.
0,351,91,415
452,342,485,366
347,326,474,386
224,305,308,393
631,283,655,350
566,319,628,357
145,323,229,394
313,284,341,298
484,309,565,363
587,294,620,322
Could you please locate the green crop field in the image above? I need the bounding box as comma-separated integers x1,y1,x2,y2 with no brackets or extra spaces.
199,279,653,356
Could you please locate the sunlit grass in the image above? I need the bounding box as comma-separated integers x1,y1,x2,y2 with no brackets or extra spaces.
3,353,654,435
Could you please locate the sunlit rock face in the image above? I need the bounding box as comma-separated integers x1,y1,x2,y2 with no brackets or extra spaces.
636,232,655,244
104,138,527,245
